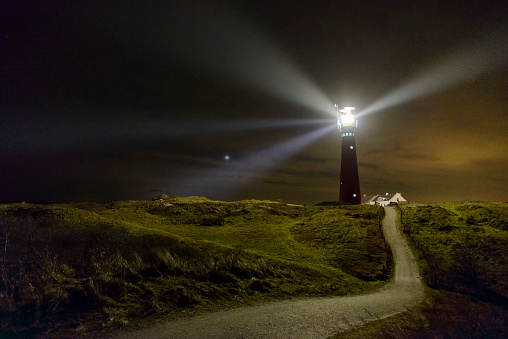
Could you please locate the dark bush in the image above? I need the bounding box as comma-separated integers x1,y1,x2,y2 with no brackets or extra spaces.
249,279,271,292
201,216,225,226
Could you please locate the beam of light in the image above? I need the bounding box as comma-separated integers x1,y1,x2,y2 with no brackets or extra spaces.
108,3,333,115
173,123,337,199
1,113,334,154
358,29,508,118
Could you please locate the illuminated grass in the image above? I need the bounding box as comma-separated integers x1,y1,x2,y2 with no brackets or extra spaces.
0,198,388,337
338,203,508,338
94,199,389,280
400,203,508,301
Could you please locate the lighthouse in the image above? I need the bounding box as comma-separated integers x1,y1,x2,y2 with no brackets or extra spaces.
336,105,361,204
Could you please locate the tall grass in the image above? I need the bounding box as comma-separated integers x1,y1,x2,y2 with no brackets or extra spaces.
333,291,508,339
0,200,388,337
332,203,508,339
0,206,275,335
400,203,508,304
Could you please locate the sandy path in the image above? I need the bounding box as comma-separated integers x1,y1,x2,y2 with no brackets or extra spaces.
115,207,424,338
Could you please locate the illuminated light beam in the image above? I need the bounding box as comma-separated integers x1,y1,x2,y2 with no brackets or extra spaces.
1,113,333,154
168,10,334,116
79,118,335,145
108,4,333,115
358,29,508,118
173,124,337,199
239,124,337,170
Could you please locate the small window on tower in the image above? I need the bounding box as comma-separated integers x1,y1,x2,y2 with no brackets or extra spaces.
350,146,353,149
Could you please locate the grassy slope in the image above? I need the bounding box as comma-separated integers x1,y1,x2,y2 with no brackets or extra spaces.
334,202,508,338
400,203,508,301
0,198,388,337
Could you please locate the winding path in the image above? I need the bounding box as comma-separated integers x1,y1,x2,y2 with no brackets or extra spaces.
116,207,424,338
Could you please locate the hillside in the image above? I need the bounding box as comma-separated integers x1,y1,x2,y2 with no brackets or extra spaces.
400,203,508,302
0,198,388,337
337,202,508,339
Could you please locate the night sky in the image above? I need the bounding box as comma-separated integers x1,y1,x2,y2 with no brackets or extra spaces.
2,1,508,204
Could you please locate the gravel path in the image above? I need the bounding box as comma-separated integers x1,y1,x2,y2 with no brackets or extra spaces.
116,207,424,338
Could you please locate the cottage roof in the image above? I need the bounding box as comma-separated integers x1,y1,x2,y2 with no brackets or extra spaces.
366,193,407,203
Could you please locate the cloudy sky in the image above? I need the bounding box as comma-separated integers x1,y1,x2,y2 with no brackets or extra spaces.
2,1,508,204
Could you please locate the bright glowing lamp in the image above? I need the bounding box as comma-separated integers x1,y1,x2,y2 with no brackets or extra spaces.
340,114,355,127
335,105,357,129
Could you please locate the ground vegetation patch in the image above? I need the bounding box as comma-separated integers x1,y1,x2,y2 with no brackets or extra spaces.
0,198,387,337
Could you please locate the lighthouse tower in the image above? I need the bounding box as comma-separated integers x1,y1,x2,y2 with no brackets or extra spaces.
337,106,361,204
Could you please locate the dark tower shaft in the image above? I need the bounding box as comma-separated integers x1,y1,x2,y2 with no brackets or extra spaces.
339,126,361,204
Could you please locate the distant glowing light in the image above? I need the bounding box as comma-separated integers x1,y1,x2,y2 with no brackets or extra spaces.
224,155,230,160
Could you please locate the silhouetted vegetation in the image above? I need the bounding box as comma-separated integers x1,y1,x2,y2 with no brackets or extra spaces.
0,199,387,337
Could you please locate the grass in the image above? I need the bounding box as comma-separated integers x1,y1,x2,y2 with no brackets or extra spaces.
334,202,508,338
332,290,508,339
399,203,508,303
0,198,388,337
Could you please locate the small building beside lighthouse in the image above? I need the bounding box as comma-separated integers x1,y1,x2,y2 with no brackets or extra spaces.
365,193,408,206
337,106,361,205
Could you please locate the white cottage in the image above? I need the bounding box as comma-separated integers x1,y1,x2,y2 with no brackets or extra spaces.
366,193,407,206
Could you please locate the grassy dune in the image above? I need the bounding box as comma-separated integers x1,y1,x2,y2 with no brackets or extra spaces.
0,198,388,337
400,203,508,302
336,202,508,338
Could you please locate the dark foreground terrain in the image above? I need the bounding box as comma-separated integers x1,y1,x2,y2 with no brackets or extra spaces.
0,197,388,337
2,199,507,338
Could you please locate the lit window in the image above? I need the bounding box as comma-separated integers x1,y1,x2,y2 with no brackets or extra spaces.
350,146,353,149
